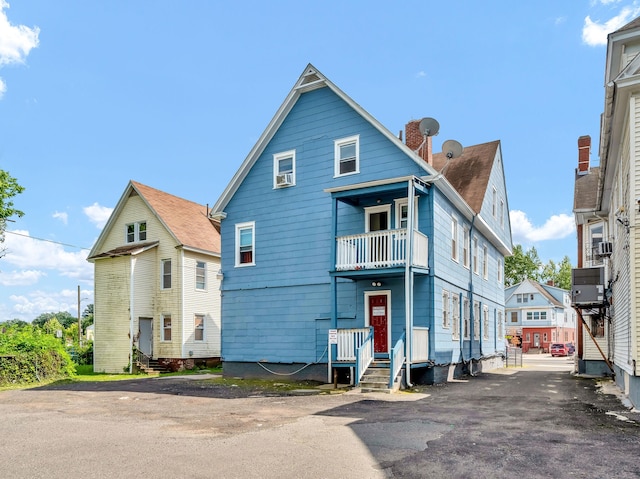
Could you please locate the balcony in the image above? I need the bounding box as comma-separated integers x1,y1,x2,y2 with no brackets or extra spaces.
335,228,428,271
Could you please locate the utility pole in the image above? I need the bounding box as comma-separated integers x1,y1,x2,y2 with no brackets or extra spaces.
78,285,82,347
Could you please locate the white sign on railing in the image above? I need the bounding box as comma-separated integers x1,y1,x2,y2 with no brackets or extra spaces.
328,329,338,344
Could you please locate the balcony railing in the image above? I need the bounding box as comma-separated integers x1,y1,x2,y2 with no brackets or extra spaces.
335,229,428,271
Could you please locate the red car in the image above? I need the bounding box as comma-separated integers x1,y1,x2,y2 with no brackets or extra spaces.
550,343,570,357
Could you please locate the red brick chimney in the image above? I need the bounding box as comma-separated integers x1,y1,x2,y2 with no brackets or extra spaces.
577,135,591,175
405,120,432,166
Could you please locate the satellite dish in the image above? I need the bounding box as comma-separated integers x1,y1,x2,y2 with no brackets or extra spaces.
418,117,440,137
442,139,464,159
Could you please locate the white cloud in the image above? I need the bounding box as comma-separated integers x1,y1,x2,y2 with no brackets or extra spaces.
0,1,40,97
583,6,640,46
416,71,427,78
510,210,575,243
3,229,93,280
53,211,68,225
7,287,94,321
0,269,45,286
83,202,113,229
554,16,567,26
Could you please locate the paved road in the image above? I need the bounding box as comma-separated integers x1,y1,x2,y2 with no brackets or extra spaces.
1,354,639,479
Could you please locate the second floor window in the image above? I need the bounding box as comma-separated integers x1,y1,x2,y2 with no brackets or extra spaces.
196,261,206,290
334,135,359,176
236,222,255,266
126,221,146,243
463,227,470,269
451,217,459,261
161,259,171,289
274,150,296,188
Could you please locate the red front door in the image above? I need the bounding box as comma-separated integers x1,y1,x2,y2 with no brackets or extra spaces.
369,294,388,353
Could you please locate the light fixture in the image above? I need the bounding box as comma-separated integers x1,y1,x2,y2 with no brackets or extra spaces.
216,269,224,280
371,281,382,287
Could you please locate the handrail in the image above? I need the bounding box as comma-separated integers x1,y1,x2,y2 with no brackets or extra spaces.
389,331,406,388
355,327,374,386
134,349,150,369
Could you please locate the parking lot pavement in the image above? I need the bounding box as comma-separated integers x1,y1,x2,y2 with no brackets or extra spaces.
2,357,640,479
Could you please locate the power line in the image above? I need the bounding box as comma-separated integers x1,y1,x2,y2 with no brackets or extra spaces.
4,230,91,250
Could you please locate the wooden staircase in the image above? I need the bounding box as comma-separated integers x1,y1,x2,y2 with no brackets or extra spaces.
136,357,168,375
359,360,402,393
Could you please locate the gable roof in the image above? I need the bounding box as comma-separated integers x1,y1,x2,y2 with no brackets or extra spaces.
505,279,564,308
432,140,500,214
88,180,220,260
211,64,439,215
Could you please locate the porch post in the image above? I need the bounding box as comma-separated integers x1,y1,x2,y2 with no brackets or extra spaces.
405,178,415,385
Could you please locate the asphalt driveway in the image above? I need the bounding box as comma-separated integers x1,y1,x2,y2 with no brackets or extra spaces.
1,355,639,479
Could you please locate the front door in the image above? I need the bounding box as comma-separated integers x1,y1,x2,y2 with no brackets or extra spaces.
533,333,540,349
139,318,153,357
369,294,389,353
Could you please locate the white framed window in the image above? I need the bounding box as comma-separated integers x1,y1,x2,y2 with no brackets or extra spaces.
463,298,470,340
463,226,470,269
273,150,296,188
499,199,505,228
196,261,206,290
126,221,147,243
162,314,172,341
235,222,255,267
194,314,204,341
473,301,480,340
472,236,479,275
497,310,503,338
483,305,489,340
442,290,450,329
161,259,172,290
526,311,547,321
451,217,459,262
395,198,419,229
452,294,460,340
482,244,488,279
492,186,497,218
510,311,518,323
498,258,503,284
334,135,359,176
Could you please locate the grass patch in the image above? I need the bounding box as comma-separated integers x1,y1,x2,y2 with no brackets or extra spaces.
200,376,324,392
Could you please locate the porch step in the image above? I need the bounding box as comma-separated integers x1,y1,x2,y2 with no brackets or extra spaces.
137,359,168,375
359,361,402,393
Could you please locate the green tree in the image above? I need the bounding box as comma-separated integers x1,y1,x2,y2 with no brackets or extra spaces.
81,304,94,331
33,311,77,329
504,244,542,286
0,169,25,259
540,256,573,290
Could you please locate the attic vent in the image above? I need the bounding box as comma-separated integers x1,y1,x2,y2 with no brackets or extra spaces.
597,241,613,257
300,73,320,85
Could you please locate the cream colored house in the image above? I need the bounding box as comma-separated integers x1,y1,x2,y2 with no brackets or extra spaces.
88,180,221,373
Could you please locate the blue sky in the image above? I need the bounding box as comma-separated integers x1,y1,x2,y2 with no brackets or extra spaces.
0,0,637,322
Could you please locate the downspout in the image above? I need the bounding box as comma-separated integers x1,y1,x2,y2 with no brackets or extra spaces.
129,256,136,374
405,177,415,387
181,249,186,359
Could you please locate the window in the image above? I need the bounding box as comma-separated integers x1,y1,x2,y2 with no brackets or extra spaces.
591,315,605,337
492,187,497,218
273,150,296,188
482,244,488,279
463,298,470,339
235,222,255,266
543,333,548,342
161,259,172,289
589,223,604,266
162,315,172,341
194,314,204,341
463,226,470,268
483,306,489,340
451,217,459,261
510,311,518,323
472,236,479,275
552,331,556,341
395,198,418,229
497,311,503,338
499,199,504,228
126,221,147,243
498,258,503,284
516,293,532,304
473,301,480,340
526,311,547,321
196,261,206,290
334,135,359,176
442,290,450,329
452,294,460,339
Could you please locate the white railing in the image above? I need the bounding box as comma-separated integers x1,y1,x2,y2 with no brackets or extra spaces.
412,327,429,362
355,329,374,386
336,328,371,361
389,332,405,388
336,229,428,271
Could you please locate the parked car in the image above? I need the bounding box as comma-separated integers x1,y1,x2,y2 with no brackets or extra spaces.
566,343,575,355
550,343,570,357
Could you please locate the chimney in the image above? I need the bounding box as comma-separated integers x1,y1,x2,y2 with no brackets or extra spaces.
577,135,591,175
405,120,432,166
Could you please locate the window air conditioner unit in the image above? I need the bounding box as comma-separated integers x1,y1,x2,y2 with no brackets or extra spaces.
571,267,605,307
597,241,613,257
276,173,293,187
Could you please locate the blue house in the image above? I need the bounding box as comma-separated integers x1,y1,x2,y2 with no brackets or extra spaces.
211,64,512,390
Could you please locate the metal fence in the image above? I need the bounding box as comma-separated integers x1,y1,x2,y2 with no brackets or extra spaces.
505,347,523,368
